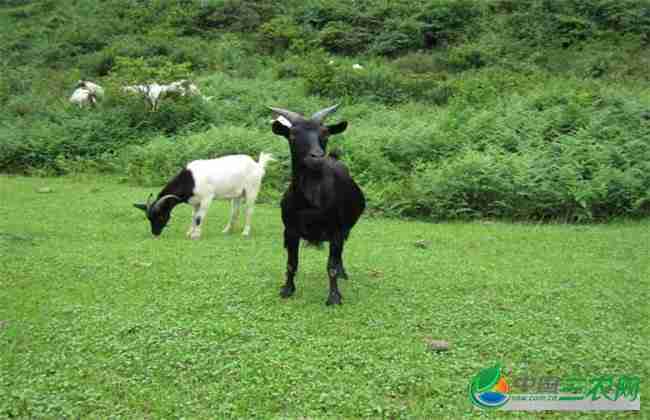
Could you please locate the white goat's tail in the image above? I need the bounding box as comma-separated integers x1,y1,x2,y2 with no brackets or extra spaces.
257,152,275,170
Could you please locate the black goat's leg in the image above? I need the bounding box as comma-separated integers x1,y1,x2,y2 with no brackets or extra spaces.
326,234,344,305
339,255,349,280
281,231,299,298
338,229,351,279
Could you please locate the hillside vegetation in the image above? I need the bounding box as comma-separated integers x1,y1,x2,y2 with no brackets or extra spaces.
1,0,650,221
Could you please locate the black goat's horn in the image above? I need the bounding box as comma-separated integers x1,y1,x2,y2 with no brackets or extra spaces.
268,107,304,124
311,104,339,123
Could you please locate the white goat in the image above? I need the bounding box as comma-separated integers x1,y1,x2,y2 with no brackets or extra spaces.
134,153,275,239
69,87,97,108
76,80,104,99
122,81,208,110
166,80,214,102
122,83,167,111
167,79,201,97
352,63,364,70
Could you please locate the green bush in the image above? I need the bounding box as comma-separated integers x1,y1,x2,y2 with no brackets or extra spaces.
447,44,487,71
409,149,526,219
369,18,423,56
78,51,115,77
304,60,454,105
318,21,371,55
275,59,303,79
191,0,265,33
2,0,650,222
417,0,484,45
259,16,305,54
392,52,450,75
0,92,217,173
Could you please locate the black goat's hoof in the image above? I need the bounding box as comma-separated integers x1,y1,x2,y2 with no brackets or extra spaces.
326,292,342,306
280,285,295,298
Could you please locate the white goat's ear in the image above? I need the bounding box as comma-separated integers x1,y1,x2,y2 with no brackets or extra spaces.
275,115,292,128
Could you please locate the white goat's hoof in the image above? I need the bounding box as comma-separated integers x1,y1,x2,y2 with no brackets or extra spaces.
190,232,201,240
222,226,232,234
242,228,251,236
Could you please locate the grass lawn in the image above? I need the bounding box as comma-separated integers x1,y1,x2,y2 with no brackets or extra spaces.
0,175,648,419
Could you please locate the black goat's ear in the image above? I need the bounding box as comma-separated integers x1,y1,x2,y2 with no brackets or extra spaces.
133,203,148,212
272,120,291,137
326,121,348,135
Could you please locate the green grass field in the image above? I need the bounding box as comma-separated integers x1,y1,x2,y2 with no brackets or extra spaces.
0,176,648,418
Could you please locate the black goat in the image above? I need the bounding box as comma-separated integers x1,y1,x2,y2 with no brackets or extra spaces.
269,104,365,305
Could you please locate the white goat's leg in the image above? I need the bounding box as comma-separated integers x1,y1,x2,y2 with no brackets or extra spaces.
242,189,259,237
186,204,200,238
222,198,241,233
190,199,212,240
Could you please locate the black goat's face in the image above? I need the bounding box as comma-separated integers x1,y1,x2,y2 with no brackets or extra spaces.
270,106,347,170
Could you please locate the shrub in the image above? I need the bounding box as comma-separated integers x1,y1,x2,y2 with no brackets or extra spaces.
0,91,217,173
318,21,371,55
304,60,454,105
275,59,303,79
2,0,650,223
78,51,115,77
107,56,193,85
408,149,521,219
417,0,484,46
447,44,487,71
259,16,304,54
191,0,264,32
393,52,450,75
210,34,265,78
369,18,423,56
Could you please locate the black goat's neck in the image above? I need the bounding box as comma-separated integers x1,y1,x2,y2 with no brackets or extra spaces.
290,156,324,181
290,155,302,179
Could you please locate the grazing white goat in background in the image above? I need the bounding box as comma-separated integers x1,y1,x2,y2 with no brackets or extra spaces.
165,79,213,101
69,87,97,108
122,80,209,110
352,63,364,70
76,80,104,99
122,83,167,111
166,79,201,97
134,153,275,239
